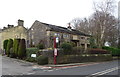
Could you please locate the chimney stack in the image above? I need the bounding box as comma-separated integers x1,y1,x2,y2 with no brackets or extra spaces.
18,19,24,26
7,24,14,28
67,23,72,29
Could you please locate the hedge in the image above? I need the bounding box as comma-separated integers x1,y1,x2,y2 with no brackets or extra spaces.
48,54,112,64
3,39,8,54
36,56,48,65
6,39,13,56
26,48,39,62
88,48,110,54
18,39,26,59
60,42,73,55
102,46,120,56
13,39,20,57
36,43,44,49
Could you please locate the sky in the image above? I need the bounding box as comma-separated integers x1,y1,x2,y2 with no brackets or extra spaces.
0,0,119,29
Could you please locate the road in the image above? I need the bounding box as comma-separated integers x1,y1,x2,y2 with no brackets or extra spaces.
1,55,120,76
34,60,120,76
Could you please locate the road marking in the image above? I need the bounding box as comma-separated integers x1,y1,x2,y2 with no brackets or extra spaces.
91,67,119,75
26,72,35,75
53,63,100,69
86,66,119,77
86,67,119,77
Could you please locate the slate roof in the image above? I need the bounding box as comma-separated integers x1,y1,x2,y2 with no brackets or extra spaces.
40,22,90,36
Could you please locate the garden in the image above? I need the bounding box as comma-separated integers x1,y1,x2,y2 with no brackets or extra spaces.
3,39,120,65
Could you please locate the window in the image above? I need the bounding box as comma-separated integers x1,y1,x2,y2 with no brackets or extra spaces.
63,34,68,38
54,33,60,37
81,37,85,39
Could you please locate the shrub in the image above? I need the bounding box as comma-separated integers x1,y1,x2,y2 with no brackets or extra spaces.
71,46,84,55
6,39,13,56
3,39,8,54
88,48,110,54
16,39,20,57
26,57,37,62
9,48,15,58
49,54,112,64
36,56,48,65
89,37,97,48
13,39,20,57
26,48,39,62
18,39,26,59
36,44,44,49
102,46,120,56
26,48,39,57
70,42,76,47
60,42,73,55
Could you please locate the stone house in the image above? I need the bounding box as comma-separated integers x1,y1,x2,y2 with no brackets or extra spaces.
0,29,2,50
28,20,90,49
0,20,28,50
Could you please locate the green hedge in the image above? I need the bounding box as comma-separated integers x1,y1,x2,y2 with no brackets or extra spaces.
60,42,73,55
88,48,110,54
3,39,8,54
36,56,48,65
13,39,20,58
48,54,112,64
26,48,39,62
102,46,120,56
36,44,44,49
18,39,26,59
6,39,13,56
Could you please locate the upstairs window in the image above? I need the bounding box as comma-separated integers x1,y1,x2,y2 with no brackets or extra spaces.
81,37,85,39
63,34,68,38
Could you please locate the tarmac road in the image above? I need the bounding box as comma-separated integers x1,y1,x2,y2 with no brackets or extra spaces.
1,55,120,77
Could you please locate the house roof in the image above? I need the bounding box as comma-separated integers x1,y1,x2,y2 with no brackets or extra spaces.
40,21,90,36
29,20,90,36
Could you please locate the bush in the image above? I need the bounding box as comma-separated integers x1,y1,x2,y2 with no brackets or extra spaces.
88,48,110,54
18,39,26,59
13,39,20,57
36,44,44,49
3,39,8,54
26,57,37,62
71,47,84,55
6,39,13,56
60,42,73,55
36,56,48,65
9,48,15,58
26,48,39,57
49,54,112,64
26,48,39,62
102,46,120,56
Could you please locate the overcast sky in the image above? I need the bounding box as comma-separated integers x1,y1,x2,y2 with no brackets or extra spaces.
0,0,119,29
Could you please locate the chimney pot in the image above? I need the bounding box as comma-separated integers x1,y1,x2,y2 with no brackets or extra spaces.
18,19,24,26
67,23,72,29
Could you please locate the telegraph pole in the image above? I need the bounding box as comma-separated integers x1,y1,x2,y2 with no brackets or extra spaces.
54,37,57,64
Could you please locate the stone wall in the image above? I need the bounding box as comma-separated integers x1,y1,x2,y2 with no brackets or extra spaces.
28,20,50,48
28,20,90,49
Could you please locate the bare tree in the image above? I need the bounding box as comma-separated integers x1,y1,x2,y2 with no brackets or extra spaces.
69,0,118,47
92,0,117,47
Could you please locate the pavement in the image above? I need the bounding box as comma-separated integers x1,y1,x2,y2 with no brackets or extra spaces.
2,55,120,75
2,55,112,68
